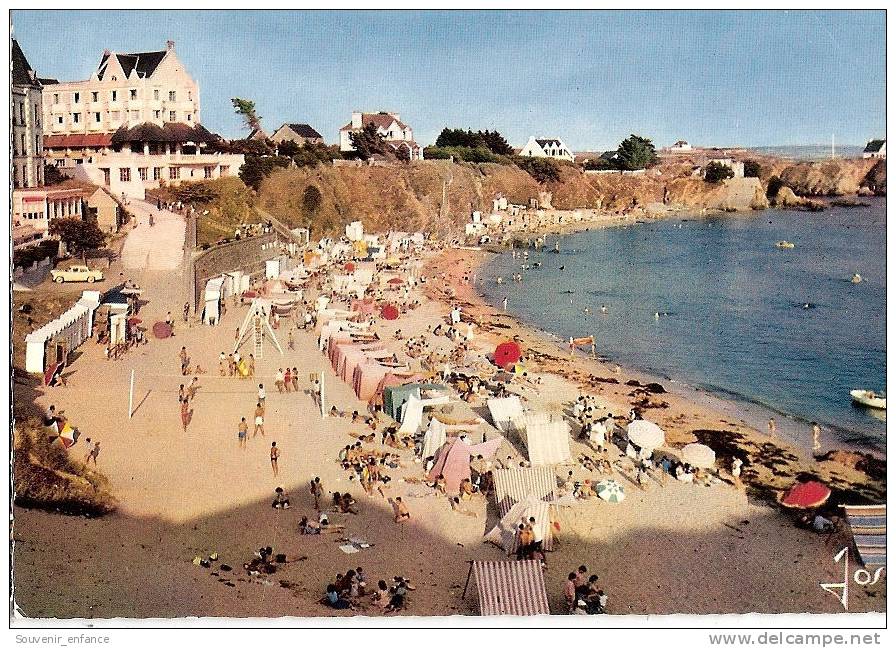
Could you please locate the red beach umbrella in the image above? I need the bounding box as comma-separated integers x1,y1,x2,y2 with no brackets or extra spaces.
344,262,355,272
387,277,404,285
381,304,400,320
152,322,173,339
779,480,831,509
493,341,522,369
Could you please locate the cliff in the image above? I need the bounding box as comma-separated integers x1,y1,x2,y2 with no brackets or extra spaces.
250,156,883,238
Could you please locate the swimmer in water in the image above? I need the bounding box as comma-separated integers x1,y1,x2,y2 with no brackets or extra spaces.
584,308,590,315
654,312,660,320
559,265,565,271
600,305,608,314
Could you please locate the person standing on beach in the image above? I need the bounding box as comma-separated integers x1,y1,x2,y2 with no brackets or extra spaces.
811,422,822,453
248,354,256,377
254,402,265,437
310,476,323,510
238,417,248,449
258,383,266,404
179,346,189,376
219,352,227,376
83,437,95,464
87,441,101,465
768,418,777,438
275,369,285,393
180,399,192,432
270,442,280,476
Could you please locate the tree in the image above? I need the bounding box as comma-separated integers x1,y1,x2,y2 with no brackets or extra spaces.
515,157,561,183
394,144,411,163
614,134,658,171
49,217,106,262
349,123,388,160
238,155,291,191
704,161,735,184
435,127,513,156
743,159,762,178
43,164,67,186
302,185,323,219
231,97,262,133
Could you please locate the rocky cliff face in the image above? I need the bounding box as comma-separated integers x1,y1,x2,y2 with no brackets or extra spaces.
255,156,883,237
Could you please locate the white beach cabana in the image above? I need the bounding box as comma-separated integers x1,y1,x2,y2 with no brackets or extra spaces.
24,291,101,375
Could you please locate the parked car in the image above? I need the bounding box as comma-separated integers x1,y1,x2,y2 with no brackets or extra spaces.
51,265,104,284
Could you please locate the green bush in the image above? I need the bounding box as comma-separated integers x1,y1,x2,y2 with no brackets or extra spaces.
514,156,562,183
239,155,292,191
704,161,735,184
423,145,513,165
743,159,762,178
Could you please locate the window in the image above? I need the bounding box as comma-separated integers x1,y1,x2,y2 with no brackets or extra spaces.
111,111,120,121
130,89,137,100
95,112,102,123
120,168,131,182
220,165,229,176
73,92,80,103
204,166,213,179
111,90,117,102
153,167,162,180
130,110,140,120
154,110,161,119
57,116,63,124
53,93,59,104
34,104,40,126
169,111,176,122
153,89,160,100
138,167,148,181
72,112,81,123
21,134,26,153
188,91,192,101
187,113,192,122
19,102,25,125
168,90,176,101
169,167,180,180
92,91,99,102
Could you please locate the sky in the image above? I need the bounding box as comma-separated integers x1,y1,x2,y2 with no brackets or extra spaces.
11,10,886,151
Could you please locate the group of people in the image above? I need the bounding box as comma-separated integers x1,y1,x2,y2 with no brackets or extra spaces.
219,350,255,379
564,565,608,614
323,570,413,614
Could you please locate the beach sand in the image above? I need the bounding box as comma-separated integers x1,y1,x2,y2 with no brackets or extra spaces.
11,242,886,619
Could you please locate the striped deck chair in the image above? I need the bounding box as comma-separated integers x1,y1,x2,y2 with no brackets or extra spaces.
841,504,886,567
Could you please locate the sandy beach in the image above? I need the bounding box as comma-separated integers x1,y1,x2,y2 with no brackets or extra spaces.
11,223,886,619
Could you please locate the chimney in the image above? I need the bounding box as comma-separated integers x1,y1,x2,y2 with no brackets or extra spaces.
351,111,363,129
103,48,111,56
166,40,175,51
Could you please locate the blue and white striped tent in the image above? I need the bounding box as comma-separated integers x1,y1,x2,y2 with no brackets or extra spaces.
841,504,886,567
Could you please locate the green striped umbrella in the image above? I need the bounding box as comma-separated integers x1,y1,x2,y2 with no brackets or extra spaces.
596,479,626,503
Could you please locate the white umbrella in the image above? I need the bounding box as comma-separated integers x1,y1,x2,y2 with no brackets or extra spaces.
626,420,665,450
682,443,716,468
595,479,626,503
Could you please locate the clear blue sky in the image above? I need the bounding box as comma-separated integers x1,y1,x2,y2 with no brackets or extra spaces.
11,9,886,150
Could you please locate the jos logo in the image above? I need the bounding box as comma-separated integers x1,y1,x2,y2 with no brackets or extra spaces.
819,547,885,610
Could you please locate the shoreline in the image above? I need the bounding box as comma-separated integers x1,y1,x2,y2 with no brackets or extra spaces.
422,244,885,506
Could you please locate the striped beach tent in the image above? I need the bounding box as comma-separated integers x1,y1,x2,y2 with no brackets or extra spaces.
472,560,550,616
492,466,557,516
841,504,886,567
484,496,554,554
487,396,524,434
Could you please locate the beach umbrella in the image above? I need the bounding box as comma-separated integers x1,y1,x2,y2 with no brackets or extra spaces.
626,420,665,450
51,423,80,449
779,480,831,509
493,341,522,369
152,322,172,339
682,443,716,468
387,277,404,286
595,479,626,503
344,262,355,272
381,304,400,321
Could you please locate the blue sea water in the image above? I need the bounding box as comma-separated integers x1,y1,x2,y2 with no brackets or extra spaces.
477,199,887,453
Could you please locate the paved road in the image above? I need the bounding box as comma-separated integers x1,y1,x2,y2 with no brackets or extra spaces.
120,201,186,271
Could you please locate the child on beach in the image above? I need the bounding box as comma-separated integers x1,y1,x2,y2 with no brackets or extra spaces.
238,417,248,448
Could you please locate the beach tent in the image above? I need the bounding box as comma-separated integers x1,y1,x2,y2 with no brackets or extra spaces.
484,495,554,554
514,414,570,466
429,436,504,495
492,467,558,516
384,383,444,421
24,291,100,374
471,560,550,616
398,392,451,436
841,504,886,567
202,276,226,325
421,417,447,461
487,396,524,434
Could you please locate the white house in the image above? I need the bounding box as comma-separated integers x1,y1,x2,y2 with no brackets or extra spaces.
863,140,886,159
519,136,574,162
339,111,422,160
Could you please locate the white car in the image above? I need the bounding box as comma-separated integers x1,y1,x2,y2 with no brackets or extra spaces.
51,265,104,284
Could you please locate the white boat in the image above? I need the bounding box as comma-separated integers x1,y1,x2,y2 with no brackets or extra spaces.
850,389,887,410
775,240,795,249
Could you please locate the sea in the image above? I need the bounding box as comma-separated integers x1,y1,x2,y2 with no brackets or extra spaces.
477,198,887,455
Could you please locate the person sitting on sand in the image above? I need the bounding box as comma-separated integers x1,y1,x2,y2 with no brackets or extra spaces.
325,584,352,610
372,580,390,608
272,486,290,509
459,478,475,501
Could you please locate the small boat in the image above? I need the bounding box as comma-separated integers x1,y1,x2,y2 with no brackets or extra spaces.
775,241,795,249
850,389,887,410
851,273,863,284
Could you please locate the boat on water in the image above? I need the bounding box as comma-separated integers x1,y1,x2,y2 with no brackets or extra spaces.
850,389,887,410
775,241,795,249
851,273,863,284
